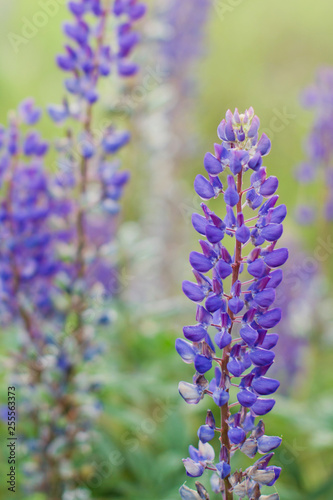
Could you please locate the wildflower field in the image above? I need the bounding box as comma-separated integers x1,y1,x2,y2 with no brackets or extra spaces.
0,1,333,499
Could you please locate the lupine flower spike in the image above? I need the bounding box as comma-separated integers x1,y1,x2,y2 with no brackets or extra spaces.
0,1,146,498
295,67,333,224
178,108,287,500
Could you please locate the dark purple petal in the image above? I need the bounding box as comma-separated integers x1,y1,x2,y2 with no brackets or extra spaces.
206,224,224,244
189,252,213,273
257,133,271,156
194,354,212,374
211,175,223,196
204,152,222,175
248,151,262,170
192,213,208,235
257,435,282,453
228,427,246,444
217,260,233,279
175,339,196,364
227,358,244,377
229,150,249,175
269,204,287,224
228,297,244,314
198,424,215,443
240,372,255,389
257,308,281,328
224,205,236,227
253,289,276,308
188,445,200,462
247,259,266,278
182,280,205,302
213,388,230,406
237,389,257,407
247,116,260,138
261,333,279,350
216,461,231,479
261,223,283,242
247,189,263,210
251,398,276,415
206,410,216,428
252,376,280,395
266,269,283,288
242,414,256,433
214,331,232,349
225,120,236,141
183,325,207,342
196,306,212,325
264,248,288,268
250,348,275,367
224,175,239,207
260,176,279,196
259,195,279,215
236,224,251,244
200,240,217,259
194,175,215,200
206,294,223,312
240,325,258,346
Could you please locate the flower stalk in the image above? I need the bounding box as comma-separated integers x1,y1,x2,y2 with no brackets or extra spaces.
0,1,146,497
178,108,287,500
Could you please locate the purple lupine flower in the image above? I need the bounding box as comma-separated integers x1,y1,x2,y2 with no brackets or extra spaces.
0,100,70,325
1,1,146,498
178,108,287,499
271,239,320,391
53,0,145,110
127,0,211,304
161,0,210,82
50,0,144,297
296,67,333,222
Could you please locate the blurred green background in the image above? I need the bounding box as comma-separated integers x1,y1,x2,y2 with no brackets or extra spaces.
1,1,333,499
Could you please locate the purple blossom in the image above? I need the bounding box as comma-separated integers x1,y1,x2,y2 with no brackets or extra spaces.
160,0,210,82
177,108,287,498
52,0,145,111
296,67,333,222
0,102,68,324
0,1,146,498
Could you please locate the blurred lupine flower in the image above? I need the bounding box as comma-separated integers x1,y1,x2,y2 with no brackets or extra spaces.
177,108,287,499
160,0,210,83
0,99,70,326
271,239,321,391
128,0,211,303
54,0,146,105
2,1,146,498
295,67,333,223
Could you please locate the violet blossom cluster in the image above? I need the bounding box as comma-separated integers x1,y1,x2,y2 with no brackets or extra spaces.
0,99,70,327
295,67,333,224
1,1,146,498
130,0,211,303
160,0,210,82
177,109,287,500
